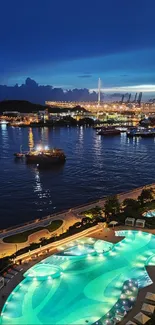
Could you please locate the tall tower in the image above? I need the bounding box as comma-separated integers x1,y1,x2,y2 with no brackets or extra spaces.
128,93,131,103
134,93,137,102
121,94,124,103
137,92,142,106
98,78,101,106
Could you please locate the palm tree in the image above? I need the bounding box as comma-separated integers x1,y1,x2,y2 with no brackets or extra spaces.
104,195,120,219
138,188,154,206
123,198,140,217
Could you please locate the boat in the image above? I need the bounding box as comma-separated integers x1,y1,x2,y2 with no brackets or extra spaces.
25,146,66,165
115,127,128,132
14,145,26,158
127,127,155,137
14,152,25,158
97,126,121,136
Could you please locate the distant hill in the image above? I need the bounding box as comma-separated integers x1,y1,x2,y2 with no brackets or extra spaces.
0,100,47,113
48,105,89,114
0,100,90,114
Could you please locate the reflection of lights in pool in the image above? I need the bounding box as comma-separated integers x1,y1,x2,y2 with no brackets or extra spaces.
133,287,137,291
119,242,125,246
2,233,154,325
116,281,123,287
140,256,146,261
130,297,135,301
125,238,131,242
120,294,126,299
110,251,116,256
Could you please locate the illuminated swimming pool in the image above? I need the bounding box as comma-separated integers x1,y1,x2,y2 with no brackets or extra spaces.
143,210,155,218
1,232,155,325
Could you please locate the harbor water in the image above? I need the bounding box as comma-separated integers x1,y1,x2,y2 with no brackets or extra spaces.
0,124,155,229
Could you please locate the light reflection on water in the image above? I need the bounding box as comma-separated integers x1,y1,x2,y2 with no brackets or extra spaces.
0,125,155,228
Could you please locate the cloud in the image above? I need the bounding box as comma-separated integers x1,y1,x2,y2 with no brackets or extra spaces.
78,75,92,78
0,78,98,104
90,85,155,93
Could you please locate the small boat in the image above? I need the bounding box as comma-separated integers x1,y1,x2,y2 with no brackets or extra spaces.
97,126,121,136
14,152,25,158
14,145,25,158
127,127,155,137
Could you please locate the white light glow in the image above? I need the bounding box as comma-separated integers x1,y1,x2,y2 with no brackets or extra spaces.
36,146,42,151
90,84,155,93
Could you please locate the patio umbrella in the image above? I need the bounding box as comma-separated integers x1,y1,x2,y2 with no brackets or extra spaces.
145,292,155,301
134,312,150,324
141,303,154,314
109,221,118,229
125,321,137,325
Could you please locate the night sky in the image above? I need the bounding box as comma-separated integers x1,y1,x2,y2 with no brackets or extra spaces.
1,0,155,96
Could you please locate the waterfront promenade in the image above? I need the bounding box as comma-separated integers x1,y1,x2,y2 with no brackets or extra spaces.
0,183,154,258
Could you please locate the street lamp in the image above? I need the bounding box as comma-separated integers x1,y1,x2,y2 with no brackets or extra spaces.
15,244,18,255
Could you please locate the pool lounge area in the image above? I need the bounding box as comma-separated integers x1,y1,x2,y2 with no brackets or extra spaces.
1,231,155,325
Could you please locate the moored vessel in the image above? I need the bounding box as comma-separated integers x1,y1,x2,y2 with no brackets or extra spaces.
97,126,121,136
14,145,26,158
25,146,66,165
127,127,155,137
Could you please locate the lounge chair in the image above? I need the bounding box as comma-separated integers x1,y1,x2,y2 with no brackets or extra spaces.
145,292,155,302
141,303,154,314
134,312,150,324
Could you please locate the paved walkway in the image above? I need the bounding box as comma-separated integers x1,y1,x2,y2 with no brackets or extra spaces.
0,212,78,258
0,183,155,258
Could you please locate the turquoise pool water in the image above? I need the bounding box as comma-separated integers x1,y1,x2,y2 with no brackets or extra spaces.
144,210,155,218
1,231,155,325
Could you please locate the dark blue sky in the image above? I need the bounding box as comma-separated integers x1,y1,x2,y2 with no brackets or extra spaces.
1,0,155,96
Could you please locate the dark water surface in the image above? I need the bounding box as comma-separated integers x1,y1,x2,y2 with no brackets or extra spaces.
0,124,155,229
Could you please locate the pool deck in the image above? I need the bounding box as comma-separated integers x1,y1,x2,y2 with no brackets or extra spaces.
89,226,155,325
120,266,155,324
1,183,155,258
1,225,155,324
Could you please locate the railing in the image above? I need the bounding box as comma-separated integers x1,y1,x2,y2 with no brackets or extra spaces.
0,183,155,235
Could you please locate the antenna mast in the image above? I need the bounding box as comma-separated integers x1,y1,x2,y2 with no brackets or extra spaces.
98,78,101,106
